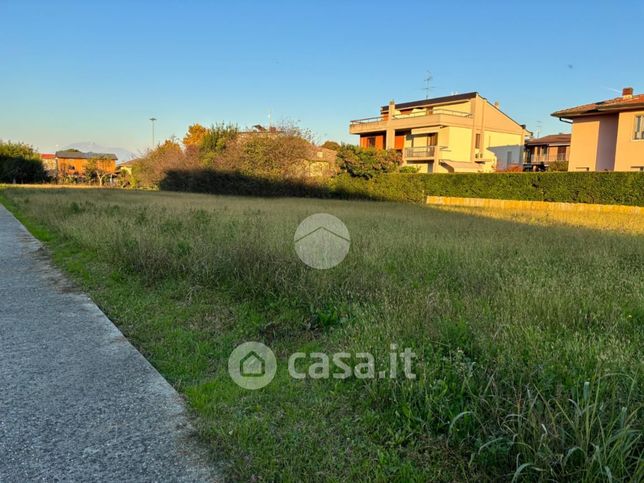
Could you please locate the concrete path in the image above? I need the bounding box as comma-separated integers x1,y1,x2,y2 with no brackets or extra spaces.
0,204,220,482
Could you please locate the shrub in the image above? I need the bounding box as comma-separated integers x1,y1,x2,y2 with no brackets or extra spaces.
336,145,401,179
399,166,420,174
215,127,314,179
0,141,46,183
321,140,341,150
199,123,240,166
163,170,644,206
549,160,569,172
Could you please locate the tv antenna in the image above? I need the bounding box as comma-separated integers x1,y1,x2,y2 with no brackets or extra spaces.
423,71,433,99
422,71,442,99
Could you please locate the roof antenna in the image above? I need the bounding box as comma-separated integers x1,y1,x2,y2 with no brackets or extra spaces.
423,71,433,99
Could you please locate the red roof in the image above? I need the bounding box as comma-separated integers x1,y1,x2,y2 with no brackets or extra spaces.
40,153,56,159
525,134,571,146
552,92,644,118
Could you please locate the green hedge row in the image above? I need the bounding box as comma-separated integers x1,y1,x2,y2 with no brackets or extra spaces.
161,170,644,206
332,172,644,206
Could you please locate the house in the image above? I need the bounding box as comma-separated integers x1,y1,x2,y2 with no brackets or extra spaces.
54,150,118,178
552,87,644,172
524,133,571,166
39,153,57,177
349,92,529,173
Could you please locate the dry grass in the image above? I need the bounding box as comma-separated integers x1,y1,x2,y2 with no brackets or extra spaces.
1,187,642,482
434,205,644,235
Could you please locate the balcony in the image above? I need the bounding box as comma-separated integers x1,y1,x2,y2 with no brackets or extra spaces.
393,108,471,120
349,108,473,134
404,146,436,160
528,154,569,163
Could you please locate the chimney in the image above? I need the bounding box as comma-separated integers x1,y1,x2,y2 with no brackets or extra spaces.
622,87,633,98
494,101,500,109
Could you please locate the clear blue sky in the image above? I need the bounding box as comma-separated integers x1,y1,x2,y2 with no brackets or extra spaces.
1,0,642,155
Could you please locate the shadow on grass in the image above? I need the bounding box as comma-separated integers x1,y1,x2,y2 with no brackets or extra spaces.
159,169,399,201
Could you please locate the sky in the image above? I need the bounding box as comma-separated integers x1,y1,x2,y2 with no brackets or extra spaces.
1,0,643,156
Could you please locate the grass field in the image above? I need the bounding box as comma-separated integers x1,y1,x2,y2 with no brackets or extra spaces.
1,187,642,482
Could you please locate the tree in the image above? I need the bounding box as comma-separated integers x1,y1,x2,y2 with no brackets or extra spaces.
336,145,401,178
199,123,239,165
182,123,208,148
321,140,340,151
134,139,187,187
85,158,111,186
0,141,46,183
214,125,314,179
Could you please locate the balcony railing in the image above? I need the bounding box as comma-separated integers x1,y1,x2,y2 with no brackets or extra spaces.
349,116,386,126
393,108,472,119
404,146,436,159
350,108,472,127
528,154,569,163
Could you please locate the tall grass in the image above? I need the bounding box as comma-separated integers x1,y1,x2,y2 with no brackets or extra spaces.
2,188,642,481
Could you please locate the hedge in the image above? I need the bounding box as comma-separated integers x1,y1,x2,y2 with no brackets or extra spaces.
161,170,644,207
332,172,644,206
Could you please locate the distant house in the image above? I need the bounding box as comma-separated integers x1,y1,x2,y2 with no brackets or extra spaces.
54,150,118,178
349,92,530,173
40,153,57,177
524,134,571,165
552,87,644,171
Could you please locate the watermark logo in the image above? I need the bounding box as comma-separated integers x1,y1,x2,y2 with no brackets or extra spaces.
228,342,416,389
294,213,350,269
227,341,277,390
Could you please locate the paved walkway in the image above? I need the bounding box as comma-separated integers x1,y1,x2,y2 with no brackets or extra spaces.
0,205,220,482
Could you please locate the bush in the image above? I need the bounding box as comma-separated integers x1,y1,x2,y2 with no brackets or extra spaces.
0,141,46,183
549,160,569,172
337,145,401,179
162,170,644,206
321,140,340,151
199,123,240,166
160,169,328,197
217,127,313,179
399,166,419,174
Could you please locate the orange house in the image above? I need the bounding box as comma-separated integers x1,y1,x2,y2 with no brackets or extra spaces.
54,150,118,178
552,87,644,171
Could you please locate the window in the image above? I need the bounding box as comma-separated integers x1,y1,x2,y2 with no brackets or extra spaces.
557,146,567,160
366,137,376,148
506,151,513,164
634,115,644,140
475,133,481,149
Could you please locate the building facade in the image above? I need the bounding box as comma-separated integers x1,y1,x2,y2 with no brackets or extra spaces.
524,134,571,164
54,150,117,178
349,92,529,173
552,87,644,172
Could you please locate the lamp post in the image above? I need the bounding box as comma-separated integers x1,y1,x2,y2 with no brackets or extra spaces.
149,117,157,148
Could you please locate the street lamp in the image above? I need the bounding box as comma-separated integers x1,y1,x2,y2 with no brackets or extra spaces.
149,117,157,148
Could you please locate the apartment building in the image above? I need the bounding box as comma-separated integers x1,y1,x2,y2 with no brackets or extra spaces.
552,87,644,171
349,92,529,173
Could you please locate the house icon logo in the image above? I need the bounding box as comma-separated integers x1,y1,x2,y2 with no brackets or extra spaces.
240,350,265,377
294,213,350,269
228,342,277,390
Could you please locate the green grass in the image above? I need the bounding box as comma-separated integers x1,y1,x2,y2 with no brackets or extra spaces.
1,187,642,482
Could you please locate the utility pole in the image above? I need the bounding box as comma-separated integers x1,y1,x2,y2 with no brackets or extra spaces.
149,117,157,147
